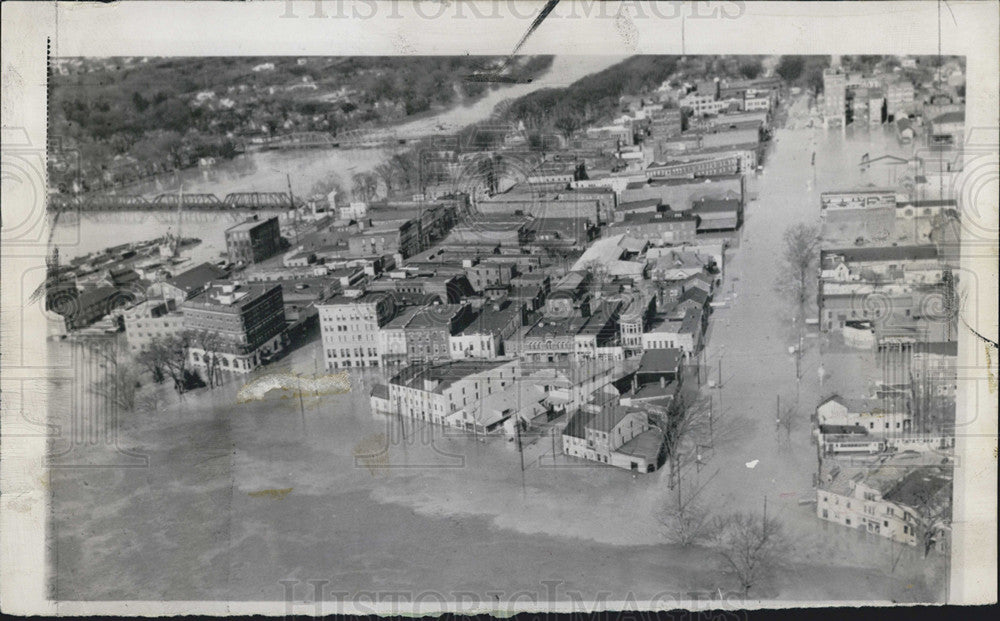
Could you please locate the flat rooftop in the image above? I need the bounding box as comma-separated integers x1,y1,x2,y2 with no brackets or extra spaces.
226,216,277,233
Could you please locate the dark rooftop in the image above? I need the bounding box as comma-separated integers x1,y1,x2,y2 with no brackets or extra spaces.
821,245,939,264
882,467,953,510
637,349,683,374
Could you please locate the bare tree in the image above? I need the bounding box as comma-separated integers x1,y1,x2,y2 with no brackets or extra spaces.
659,474,719,547
88,339,140,413
775,222,821,323
778,402,797,440
553,115,581,142
391,152,420,190
189,330,225,389
714,511,788,598
136,332,193,396
775,222,820,377
649,393,711,492
373,161,397,196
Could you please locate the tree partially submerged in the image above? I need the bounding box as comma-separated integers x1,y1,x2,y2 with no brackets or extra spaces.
136,333,195,395
775,222,821,323
714,511,788,598
88,339,140,413
660,476,719,547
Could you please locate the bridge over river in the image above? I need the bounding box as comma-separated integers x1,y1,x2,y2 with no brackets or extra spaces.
49,190,300,212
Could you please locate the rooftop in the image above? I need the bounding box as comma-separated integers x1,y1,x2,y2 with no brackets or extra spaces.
320,290,393,306
166,262,229,293
616,429,664,462
882,467,953,509
459,301,521,336
614,210,698,226
821,245,939,264
691,197,741,213
389,359,513,393
185,281,280,310
637,349,683,375
226,215,277,233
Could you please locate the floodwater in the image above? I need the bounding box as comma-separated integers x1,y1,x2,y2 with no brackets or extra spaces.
48,95,945,604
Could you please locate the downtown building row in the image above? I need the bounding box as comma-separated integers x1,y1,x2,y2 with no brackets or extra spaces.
121,262,289,374
812,183,960,551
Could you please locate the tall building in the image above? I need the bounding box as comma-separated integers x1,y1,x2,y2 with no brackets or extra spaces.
823,68,847,130
181,280,286,373
317,291,396,370
224,215,282,265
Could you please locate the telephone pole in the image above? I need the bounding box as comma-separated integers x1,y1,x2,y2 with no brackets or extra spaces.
516,421,525,472
296,373,306,436
708,395,714,447
286,172,299,245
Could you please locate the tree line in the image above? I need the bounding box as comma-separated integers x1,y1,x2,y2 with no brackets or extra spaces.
48,56,554,194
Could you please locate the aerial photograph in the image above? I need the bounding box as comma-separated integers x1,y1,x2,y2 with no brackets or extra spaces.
43,54,964,607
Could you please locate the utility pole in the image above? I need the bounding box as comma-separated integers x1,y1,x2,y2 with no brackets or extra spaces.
297,373,306,436
708,395,714,447
717,357,723,410
286,172,299,246
516,421,525,472
550,426,557,465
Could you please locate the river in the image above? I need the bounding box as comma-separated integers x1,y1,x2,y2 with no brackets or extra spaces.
50,55,626,261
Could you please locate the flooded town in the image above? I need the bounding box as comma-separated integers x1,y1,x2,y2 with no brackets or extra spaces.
42,53,965,606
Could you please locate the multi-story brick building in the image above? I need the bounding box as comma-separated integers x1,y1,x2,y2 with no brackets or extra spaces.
449,300,523,359
348,218,422,259
386,359,520,429
378,303,473,368
123,298,184,353
317,290,396,370
224,216,282,265
464,259,514,292
181,280,286,373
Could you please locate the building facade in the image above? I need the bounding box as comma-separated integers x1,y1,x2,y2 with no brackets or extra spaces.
317,291,396,370
182,281,286,373
225,216,282,265
123,298,184,353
